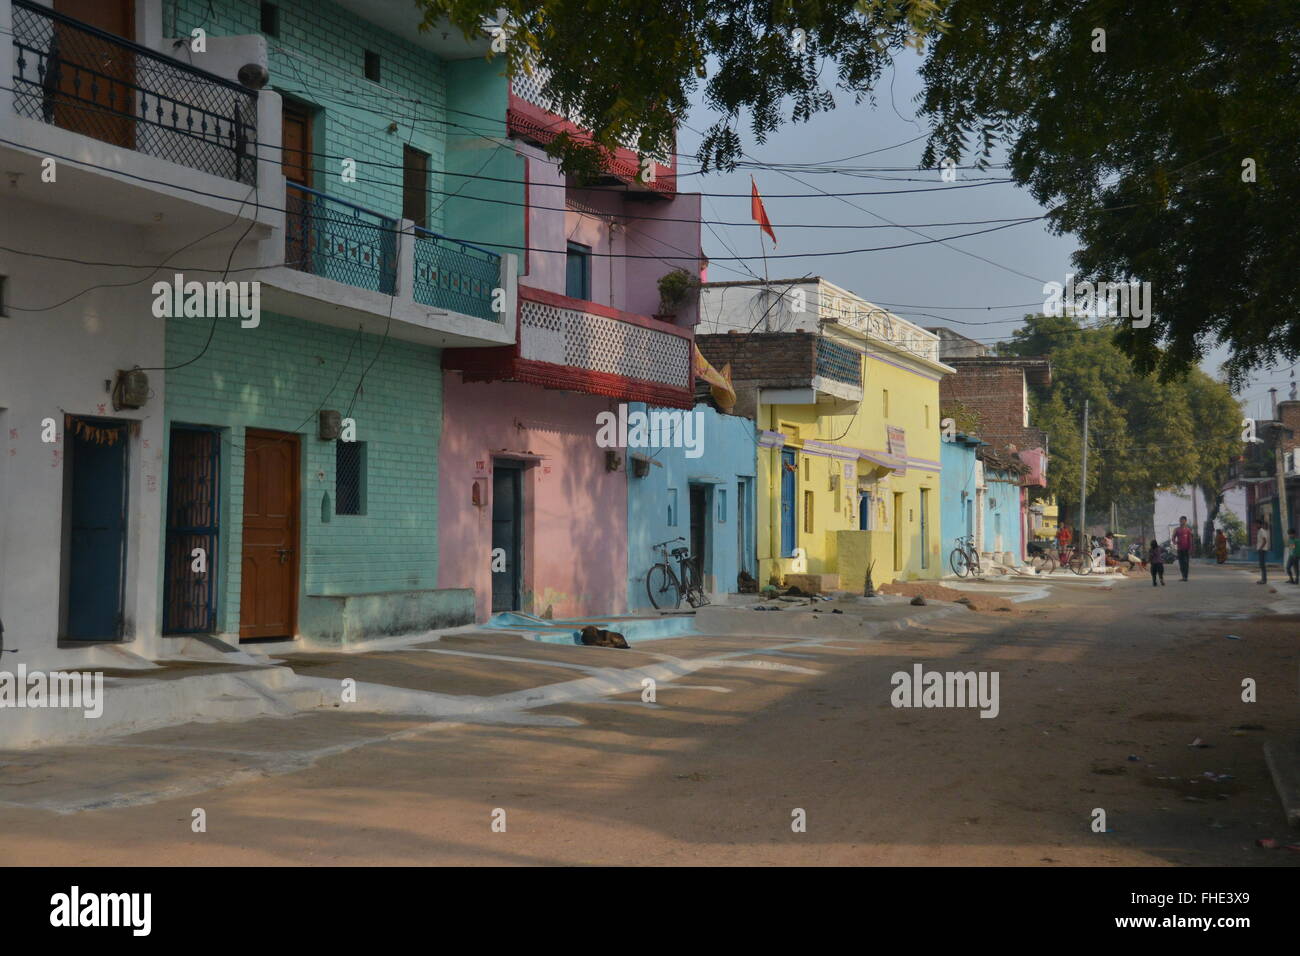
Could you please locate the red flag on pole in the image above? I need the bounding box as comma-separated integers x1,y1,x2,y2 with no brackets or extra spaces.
750,176,777,246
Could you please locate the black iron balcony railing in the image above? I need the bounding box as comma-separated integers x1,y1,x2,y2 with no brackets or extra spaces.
11,0,257,184
285,182,397,294
413,226,502,322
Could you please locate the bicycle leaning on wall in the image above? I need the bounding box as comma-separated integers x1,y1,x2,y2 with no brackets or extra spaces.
948,534,982,578
645,537,710,610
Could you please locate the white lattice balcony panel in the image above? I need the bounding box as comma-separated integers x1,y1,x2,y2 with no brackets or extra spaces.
443,287,695,408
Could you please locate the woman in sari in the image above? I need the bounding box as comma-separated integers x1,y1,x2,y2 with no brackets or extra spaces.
1215,529,1229,564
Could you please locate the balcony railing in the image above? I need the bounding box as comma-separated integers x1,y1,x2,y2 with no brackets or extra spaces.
519,290,692,391
413,227,502,322
815,337,863,389
285,182,397,295
444,286,694,407
11,0,258,184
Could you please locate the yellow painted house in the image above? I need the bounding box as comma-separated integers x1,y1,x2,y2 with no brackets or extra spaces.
1031,496,1060,540
697,278,955,589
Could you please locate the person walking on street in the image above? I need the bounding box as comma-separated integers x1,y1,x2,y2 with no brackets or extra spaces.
1056,523,1071,558
1215,528,1229,564
1255,519,1271,584
1148,539,1165,586
1286,528,1299,585
1173,515,1194,582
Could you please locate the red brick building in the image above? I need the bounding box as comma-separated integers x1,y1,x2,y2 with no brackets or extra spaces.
929,329,1052,558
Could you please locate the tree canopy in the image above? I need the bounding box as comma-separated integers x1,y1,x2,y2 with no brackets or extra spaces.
418,1,944,178
918,0,1300,387
420,0,1300,381
999,315,1242,529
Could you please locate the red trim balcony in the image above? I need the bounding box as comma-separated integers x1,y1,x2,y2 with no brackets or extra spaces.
507,71,676,195
443,286,695,408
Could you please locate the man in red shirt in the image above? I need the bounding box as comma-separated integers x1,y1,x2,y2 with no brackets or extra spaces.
1173,515,1195,581
1056,523,1072,555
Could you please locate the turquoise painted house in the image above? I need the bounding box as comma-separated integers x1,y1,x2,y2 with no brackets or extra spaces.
981,452,1027,563
940,433,981,570
160,0,522,642
626,399,758,607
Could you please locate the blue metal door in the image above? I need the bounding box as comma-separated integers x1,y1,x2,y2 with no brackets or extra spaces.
66,417,128,640
780,448,797,557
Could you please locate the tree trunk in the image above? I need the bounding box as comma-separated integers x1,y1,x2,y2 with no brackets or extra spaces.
1201,483,1222,552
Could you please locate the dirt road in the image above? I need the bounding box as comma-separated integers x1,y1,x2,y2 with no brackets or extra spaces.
1,565,1297,865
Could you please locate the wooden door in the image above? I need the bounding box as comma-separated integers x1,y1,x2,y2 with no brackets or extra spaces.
403,145,429,229
52,0,135,148
282,104,312,186
240,430,299,639
283,103,313,272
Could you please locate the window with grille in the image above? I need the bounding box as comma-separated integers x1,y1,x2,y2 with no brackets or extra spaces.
335,441,366,515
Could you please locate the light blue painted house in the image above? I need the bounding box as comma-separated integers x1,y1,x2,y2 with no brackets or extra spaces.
627,401,758,607
981,452,1026,562
940,432,981,571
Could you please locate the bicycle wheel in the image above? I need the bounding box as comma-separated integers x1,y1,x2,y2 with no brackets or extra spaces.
949,547,970,577
646,563,681,610
1068,551,1090,575
680,562,709,607
967,549,982,577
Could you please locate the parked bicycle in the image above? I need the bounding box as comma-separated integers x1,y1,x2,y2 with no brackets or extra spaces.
948,534,982,578
645,537,709,610
1057,545,1092,575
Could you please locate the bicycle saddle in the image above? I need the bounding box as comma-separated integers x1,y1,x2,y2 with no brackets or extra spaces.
671,547,689,558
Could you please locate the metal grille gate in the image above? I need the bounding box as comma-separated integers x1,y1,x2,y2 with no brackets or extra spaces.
163,426,220,634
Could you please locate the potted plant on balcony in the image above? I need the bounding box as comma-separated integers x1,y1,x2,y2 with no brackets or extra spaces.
655,268,700,322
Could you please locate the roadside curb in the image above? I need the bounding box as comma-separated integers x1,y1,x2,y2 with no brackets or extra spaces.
1263,738,1300,828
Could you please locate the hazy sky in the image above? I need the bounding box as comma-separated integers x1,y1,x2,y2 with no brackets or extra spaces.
677,50,1294,420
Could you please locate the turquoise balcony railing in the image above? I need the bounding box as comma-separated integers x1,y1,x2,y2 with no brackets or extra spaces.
285,182,397,295
412,226,502,322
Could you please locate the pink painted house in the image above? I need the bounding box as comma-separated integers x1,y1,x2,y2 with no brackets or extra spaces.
438,72,704,620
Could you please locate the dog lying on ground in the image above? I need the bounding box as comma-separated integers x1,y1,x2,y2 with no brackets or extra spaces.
579,625,629,649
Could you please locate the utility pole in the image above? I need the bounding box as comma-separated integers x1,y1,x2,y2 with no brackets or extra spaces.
1191,485,1199,555
1079,399,1089,539
1276,423,1290,560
